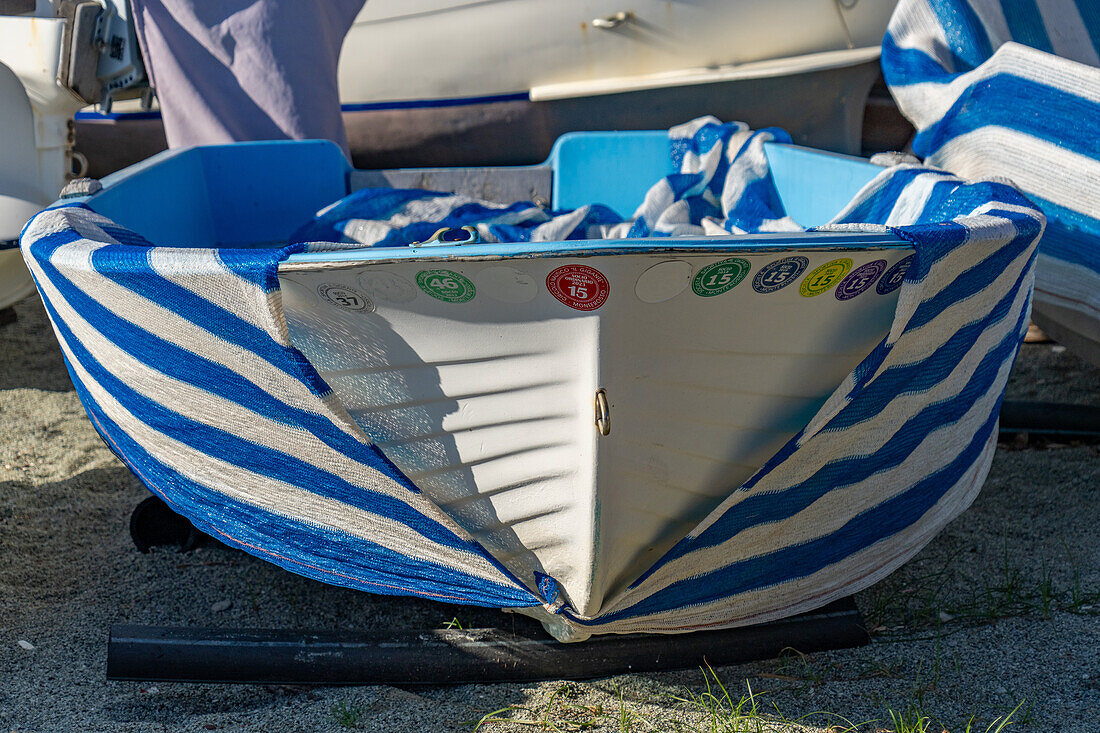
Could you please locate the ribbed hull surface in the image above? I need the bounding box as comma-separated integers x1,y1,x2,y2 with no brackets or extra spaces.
281,247,909,614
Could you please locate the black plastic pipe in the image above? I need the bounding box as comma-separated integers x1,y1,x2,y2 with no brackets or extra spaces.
106,597,867,685
999,399,1100,438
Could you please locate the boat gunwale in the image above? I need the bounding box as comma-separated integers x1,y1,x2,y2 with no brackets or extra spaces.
279,233,910,272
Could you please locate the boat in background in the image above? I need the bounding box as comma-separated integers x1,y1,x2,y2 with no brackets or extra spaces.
0,0,146,310
73,0,898,174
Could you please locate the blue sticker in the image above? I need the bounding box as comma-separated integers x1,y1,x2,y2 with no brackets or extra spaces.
752,256,809,294
876,254,915,295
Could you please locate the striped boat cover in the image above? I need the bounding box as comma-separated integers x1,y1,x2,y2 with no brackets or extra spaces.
20,125,1044,640
883,0,1100,364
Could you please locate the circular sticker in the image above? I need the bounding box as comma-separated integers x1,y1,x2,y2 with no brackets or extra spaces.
835,259,888,301
752,256,809,294
635,260,692,303
416,269,476,303
692,258,750,297
317,283,374,312
358,271,418,303
876,254,915,295
546,264,610,311
799,258,853,297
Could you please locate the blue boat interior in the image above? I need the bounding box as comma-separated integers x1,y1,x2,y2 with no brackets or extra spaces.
77,131,890,250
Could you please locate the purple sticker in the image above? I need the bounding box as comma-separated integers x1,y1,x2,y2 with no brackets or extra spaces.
835,260,888,301
877,254,915,295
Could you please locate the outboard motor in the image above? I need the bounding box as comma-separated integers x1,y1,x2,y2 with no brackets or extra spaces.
0,0,149,309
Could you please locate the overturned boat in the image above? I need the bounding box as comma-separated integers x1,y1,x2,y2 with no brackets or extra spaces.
21,122,1043,640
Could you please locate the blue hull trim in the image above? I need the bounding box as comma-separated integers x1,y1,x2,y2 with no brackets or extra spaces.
74,91,532,121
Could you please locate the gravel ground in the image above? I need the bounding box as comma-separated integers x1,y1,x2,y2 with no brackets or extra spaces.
2,294,1098,732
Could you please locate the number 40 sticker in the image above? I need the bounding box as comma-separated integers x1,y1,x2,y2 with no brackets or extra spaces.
416,269,476,303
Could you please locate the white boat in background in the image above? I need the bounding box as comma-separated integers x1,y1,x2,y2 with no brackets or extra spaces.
73,0,898,173
0,0,146,310
0,6,72,310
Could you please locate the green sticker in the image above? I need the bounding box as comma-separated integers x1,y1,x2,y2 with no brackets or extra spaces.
692,258,751,297
799,258,853,297
416,269,476,302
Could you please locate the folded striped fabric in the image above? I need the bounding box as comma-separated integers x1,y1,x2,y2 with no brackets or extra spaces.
291,118,801,248
21,120,1044,640
883,0,1100,364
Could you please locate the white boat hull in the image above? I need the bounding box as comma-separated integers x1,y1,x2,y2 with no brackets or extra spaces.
73,0,898,172
340,0,894,104
21,133,1041,639
280,240,911,615
0,6,108,309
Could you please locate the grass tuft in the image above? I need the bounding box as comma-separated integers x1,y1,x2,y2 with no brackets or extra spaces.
468,662,1032,733
331,701,366,729
864,535,1099,636
886,705,932,733
470,682,650,731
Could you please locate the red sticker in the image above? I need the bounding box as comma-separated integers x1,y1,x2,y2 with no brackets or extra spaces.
546,265,610,310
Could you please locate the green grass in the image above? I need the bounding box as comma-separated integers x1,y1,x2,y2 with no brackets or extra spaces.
470,665,877,732
331,701,366,729
962,700,1028,733
471,681,627,731
864,533,1099,636
772,648,828,688
879,698,1028,733
886,705,932,733
671,666,772,732
468,660,1033,733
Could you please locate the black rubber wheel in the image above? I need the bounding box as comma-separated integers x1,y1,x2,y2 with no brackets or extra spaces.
129,496,203,553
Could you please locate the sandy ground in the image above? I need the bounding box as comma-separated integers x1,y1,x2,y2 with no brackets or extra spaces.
2,293,1098,732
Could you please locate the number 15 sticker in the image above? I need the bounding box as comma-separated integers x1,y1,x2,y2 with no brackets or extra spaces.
547,265,610,311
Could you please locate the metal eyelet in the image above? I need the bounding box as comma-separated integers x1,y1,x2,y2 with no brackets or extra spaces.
592,11,632,29
412,225,481,247
595,389,611,436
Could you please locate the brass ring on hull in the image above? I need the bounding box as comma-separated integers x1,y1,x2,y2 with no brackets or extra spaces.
595,388,611,436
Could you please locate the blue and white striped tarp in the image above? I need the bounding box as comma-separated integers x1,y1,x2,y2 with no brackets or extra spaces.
293,118,802,248
21,120,1045,640
883,0,1100,364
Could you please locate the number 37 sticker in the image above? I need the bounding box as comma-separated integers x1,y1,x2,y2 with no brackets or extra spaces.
547,265,610,310
317,283,375,312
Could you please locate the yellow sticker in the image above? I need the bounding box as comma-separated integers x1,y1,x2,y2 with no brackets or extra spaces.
799,258,853,297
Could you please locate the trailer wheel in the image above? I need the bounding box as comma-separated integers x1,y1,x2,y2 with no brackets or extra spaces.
129,495,203,553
